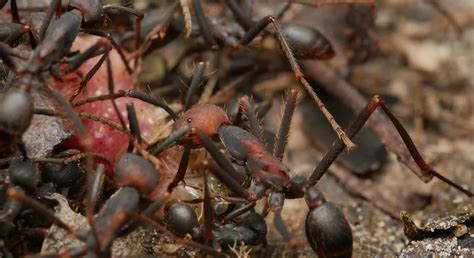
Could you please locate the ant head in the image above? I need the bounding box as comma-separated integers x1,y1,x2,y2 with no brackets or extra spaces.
240,212,267,246
42,162,84,188
164,201,198,237
173,104,230,147
8,160,39,191
115,153,159,195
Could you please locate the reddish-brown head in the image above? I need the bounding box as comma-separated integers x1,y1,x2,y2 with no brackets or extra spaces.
173,104,230,147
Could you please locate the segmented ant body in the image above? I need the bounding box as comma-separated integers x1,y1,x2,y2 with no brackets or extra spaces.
151,70,352,254
157,59,472,255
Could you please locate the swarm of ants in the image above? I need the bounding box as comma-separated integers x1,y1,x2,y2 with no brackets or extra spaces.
0,0,472,257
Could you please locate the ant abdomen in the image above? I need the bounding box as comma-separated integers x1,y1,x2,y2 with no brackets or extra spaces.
305,187,352,258
0,87,33,148
282,23,335,60
164,201,198,237
115,153,159,195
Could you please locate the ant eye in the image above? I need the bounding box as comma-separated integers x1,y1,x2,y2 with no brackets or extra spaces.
187,118,192,123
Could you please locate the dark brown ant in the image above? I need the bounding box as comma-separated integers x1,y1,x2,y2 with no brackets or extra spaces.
0,147,111,255
0,0,144,150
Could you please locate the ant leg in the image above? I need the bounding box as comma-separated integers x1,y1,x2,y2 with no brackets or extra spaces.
237,96,263,141
225,0,254,30
151,126,189,155
49,90,103,245
126,103,142,145
16,141,28,160
69,42,111,102
223,202,256,222
3,24,30,46
105,52,127,130
240,16,357,151
126,91,178,120
6,187,84,240
71,89,179,121
38,0,61,41
0,42,25,71
191,0,218,47
275,0,293,19
167,142,192,192
103,5,144,52
273,89,298,160
85,29,133,74
63,40,109,75
184,61,207,111
203,160,250,200
136,1,180,58
34,108,126,133
269,192,296,246
196,130,248,188
203,170,215,246
119,193,170,236
9,0,19,23
50,91,92,152
307,95,473,197
103,5,143,67
89,164,105,214
104,54,162,169
273,212,293,241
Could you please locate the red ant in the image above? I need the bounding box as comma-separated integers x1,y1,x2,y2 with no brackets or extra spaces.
153,60,472,256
